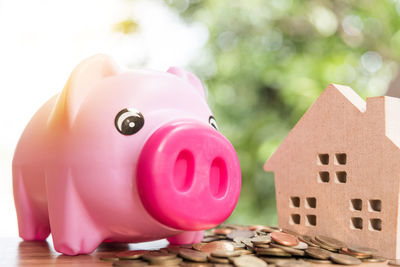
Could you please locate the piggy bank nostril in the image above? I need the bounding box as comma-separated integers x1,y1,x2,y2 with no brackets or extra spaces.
173,150,195,192
209,157,228,198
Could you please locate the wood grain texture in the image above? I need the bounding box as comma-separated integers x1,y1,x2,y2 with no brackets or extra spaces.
0,237,167,266
264,84,400,259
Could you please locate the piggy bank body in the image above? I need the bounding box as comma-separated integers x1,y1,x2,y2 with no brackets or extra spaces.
12,55,241,255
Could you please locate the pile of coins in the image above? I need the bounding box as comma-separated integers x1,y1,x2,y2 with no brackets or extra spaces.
100,224,389,267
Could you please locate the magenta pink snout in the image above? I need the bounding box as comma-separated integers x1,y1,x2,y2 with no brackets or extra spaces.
137,121,241,231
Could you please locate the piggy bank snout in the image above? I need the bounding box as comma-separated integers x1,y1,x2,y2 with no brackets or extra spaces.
137,121,241,231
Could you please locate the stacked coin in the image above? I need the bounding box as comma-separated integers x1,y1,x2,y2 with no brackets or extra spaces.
100,224,387,266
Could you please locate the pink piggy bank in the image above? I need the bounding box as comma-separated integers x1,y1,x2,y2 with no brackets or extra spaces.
12,55,241,255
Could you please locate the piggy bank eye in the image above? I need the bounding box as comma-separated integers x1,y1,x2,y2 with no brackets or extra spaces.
209,116,219,131
115,108,145,135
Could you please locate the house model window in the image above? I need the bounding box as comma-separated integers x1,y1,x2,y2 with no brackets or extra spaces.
289,196,317,226
290,197,300,208
335,153,347,165
369,199,382,212
318,171,329,183
318,154,329,165
350,199,362,211
349,197,382,231
317,153,347,184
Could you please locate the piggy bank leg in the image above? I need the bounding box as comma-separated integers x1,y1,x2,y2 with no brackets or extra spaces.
13,168,51,241
46,171,104,255
167,231,204,245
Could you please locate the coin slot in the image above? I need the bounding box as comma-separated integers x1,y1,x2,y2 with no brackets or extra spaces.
350,199,362,211
368,199,381,212
350,217,363,230
335,171,347,183
305,215,316,226
318,171,330,183
290,214,300,225
318,154,329,165
290,197,300,208
369,218,382,231
306,197,316,209
335,153,347,165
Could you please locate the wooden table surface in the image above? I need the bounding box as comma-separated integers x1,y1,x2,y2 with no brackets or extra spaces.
0,237,168,266
0,237,392,267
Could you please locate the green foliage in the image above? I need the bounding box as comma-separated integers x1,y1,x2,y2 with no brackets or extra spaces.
168,0,400,225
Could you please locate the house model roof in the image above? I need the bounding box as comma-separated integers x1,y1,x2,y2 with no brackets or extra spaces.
264,84,400,171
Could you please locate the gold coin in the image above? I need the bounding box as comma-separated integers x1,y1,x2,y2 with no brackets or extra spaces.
240,238,254,249
235,249,252,255
291,241,308,250
142,252,176,264
208,255,230,263
305,247,332,260
298,235,319,247
231,255,268,267
270,232,299,247
315,235,346,250
178,248,208,262
232,242,246,249
329,253,362,265
340,248,371,259
347,246,379,256
116,250,149,260
361,256,386,263
200,241,235,253
253,243,270,248
192,243,206,251
213,228,233,235
270,243,305,256
250,235,271,245
227,230,255,240
155,257,182,265
310,237,337,251
304,258,332,264
255,247,292,257
211,250,241,258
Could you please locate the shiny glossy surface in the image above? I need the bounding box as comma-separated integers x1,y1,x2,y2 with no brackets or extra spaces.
270,232,299,247
12,55,241,255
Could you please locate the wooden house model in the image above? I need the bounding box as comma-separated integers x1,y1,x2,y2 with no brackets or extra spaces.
264,84,400,259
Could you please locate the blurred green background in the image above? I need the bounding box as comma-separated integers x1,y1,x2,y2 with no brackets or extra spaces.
158,0,400,226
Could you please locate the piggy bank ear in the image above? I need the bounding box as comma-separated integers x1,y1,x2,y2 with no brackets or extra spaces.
167,67,206,99
49,54,119,126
